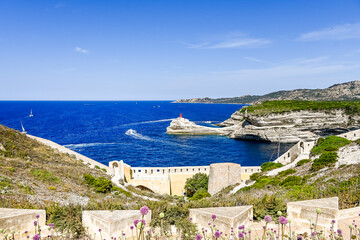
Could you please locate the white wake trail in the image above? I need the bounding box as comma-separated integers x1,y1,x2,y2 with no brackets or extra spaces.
64,142,118,149
121,118,175,127
125,129,152,141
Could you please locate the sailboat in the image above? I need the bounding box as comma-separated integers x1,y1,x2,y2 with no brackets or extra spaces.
21,121,27,134
29,109,33,117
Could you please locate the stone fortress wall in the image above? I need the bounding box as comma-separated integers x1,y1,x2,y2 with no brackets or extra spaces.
110,128,360,196
28,127,360,196
109,160,261,196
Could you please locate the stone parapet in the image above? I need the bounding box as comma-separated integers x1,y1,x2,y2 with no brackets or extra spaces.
208,163,242,195
287,197,339,232
82,210,151,240
189,206,253,236
0,208,46,239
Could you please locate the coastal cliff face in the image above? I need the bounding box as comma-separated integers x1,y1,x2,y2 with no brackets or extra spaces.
218,109,360,142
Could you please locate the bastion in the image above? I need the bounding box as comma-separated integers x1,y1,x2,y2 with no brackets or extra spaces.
82,210,152,239
189,206,253,235
0,208,46,239
208,162,242,195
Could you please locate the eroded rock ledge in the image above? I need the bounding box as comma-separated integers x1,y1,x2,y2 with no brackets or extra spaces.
217,109,360,143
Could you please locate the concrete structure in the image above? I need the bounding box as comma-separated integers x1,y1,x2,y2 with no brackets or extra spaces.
287,197,339,232
189,206,253,235
208,163,242,195
0,208,46,239
109,160,260,196
82,210,151,240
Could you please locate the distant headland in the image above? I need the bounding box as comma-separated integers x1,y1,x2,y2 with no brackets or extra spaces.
173,80,360,104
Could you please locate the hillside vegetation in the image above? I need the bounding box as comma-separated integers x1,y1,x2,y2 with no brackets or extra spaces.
239,100,360,115
1,124,360,238
174,80,360,104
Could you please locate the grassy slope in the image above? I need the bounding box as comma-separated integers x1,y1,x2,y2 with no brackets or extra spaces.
239,100,360,115
2,124,360,237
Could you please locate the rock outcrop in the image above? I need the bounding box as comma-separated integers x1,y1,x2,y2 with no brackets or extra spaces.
166,117,234,135
218,109,360,143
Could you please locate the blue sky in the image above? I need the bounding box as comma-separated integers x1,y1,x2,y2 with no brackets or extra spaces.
1,0,360,100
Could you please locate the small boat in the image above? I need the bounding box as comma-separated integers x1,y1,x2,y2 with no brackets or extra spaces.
158,105,160,107
205,121,211,123
29,109,33,117
21,121,27,134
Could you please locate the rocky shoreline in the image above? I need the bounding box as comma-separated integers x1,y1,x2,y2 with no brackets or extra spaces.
167,108,360,143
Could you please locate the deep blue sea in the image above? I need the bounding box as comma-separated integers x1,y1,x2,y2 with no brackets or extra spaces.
0,101,292,167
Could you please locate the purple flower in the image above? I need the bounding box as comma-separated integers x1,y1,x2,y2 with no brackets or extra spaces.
238,232,244,239
214,231,221,239
134,219,140,227
265,215,272,223
196,234,202,240
142,219,146,226
140,206,149,216
279,216,288,225
130,226,134,230
208,222,211,225
297,236,303,240
337,229,342,235
36,214,40,219
212,214,216,220
332,220,336,224
34,221,37,226
25,231,28,234
99,229,102,232
189,217,193,221
33,234,40,240
239,225,245,230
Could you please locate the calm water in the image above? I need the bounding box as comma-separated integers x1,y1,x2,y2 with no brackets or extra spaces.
0,101,291,167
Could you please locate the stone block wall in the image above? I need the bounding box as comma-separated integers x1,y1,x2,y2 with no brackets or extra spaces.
208,163,242,195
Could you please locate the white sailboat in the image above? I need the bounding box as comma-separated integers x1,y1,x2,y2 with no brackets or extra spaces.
29,109,33,117
21,121,27,134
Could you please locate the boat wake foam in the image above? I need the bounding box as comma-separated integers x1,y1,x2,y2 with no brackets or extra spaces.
125,129,152,141
125,129,193,148
64,142,118,149
121,118,175,127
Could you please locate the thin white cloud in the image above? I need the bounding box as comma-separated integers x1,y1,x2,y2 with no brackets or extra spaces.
188,38,271,49
212,58,360,81
298,22,360,41
75,47,89,54
244,57,269,64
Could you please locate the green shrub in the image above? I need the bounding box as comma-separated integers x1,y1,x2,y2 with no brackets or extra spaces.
296,159,311,167
250,172,260,181
0,176,12,189
278,169,296,177
184,173,209,197
189,188,211,200
94,165,100,169
253,194,287,221
46,204,84,237
252,176,280,189
261,162,283,172
280,176,304,187
311,136,351,156
175,217,198,240
311,152,338,171
83,174,112,193
31,169,60,183
112,186,132,197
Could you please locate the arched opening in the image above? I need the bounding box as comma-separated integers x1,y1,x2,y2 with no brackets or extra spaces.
300,142,305,153
112,162,119,168
135,185,154,193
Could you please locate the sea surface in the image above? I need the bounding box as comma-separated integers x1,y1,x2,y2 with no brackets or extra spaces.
0,101,292,167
